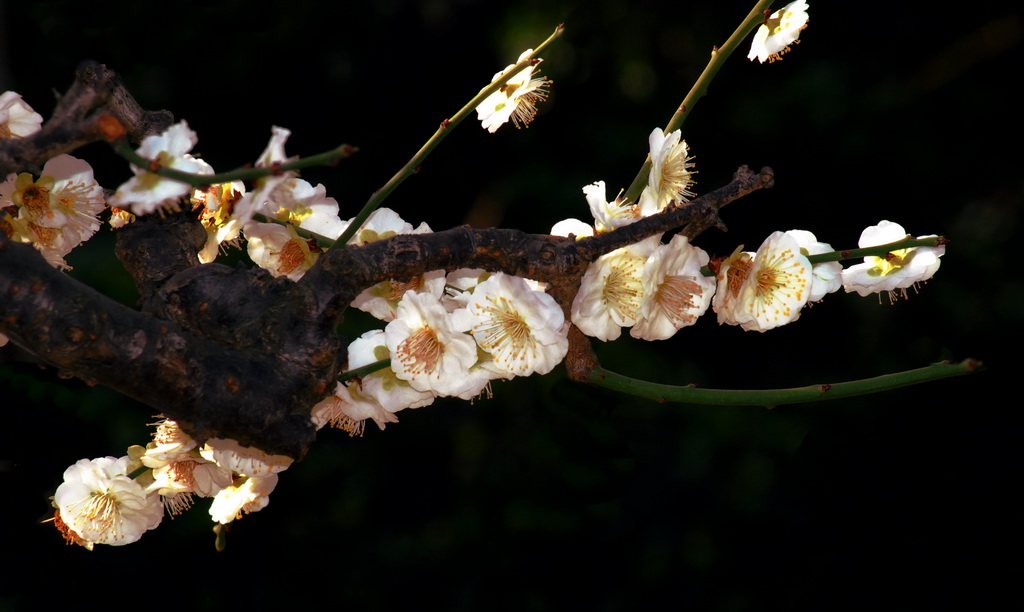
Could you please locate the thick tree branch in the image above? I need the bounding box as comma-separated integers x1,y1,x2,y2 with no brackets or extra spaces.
0,232,339,458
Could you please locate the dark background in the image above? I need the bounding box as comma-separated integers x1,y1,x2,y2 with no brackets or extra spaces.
1,0,1020,609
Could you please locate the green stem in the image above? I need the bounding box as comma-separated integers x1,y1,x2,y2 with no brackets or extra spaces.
806,236,945,265
338,358,392,383
113,141,358,188
622,0,775,204
327,24,565,251
699,236,946,277
588,358,981,407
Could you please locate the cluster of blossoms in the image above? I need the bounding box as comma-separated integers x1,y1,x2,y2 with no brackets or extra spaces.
310,221,570,434
550,126,943,339
51,419,291,548
1,94,105,270
22,11,951,547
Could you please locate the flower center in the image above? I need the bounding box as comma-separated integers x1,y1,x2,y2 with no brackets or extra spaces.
277,239,310,275
603,258,644,320
18,182,51,215
387,276,425,302
867,249,911,277
476,296,533,369
656,275,703,324
397,326,442,376
724,256,753,299
749,248,807,319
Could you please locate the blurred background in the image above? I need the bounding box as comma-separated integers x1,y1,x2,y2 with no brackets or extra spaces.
1,0,1021,609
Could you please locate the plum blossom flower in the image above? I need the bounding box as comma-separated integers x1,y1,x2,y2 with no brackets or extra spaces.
199,438,293,477
0,91,43,138
550,217,595,240
572,236,660,341
347,330,435,415
841,220,944,301
713,231,811,332
584,181,640,233
639,128,695,215
631,235,716,341
385,291,478,397
456,273,568,376
53,456,163,548
109,121,210,214
748,0,810,64
312,381,398,435
219,126,298,230
785,229,842,302
476,49,551,132
0,154,105,267
245,222,320,281
193,175,246,263
209,474,279,525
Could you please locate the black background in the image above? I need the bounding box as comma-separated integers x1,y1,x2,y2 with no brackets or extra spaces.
1,0,1021,609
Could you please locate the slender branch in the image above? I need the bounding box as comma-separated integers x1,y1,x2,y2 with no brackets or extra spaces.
808,236,947,265
327,24,565,251
587,359,982,407
338,358,391,383
622,0,775,204
112,140,359,187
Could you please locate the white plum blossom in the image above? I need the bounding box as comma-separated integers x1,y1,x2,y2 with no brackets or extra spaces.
713,231,811,332
0,154,105,267
476,49,551,132
456,272,569,376
140,418,197,468
53,456,163,549
385,291,478,397
785,229,842,302
311,381,397,435
245,222,319,281
639,128,695,215
348,329,436,414
550,218,595,240
265,178,344,239
841,220,944,301
572,236,660,341
109,121,210,215
0,91,43,138
584,181,639,233
229,126,299,228
199,438,293,477
209,474,279,525
193,175,247,263
631,235,716,341
748,0,810,64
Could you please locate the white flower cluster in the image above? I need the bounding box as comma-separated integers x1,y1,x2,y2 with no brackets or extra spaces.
51,418,292,549
311,208,570,435
2,93,105,270
551,128,944,338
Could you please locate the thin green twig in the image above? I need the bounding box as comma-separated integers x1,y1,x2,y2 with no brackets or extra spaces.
338,358,392,383
622,0,775,204
699,236,947,277
327,24,565,251
588,358,982,407
113,141,358,187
